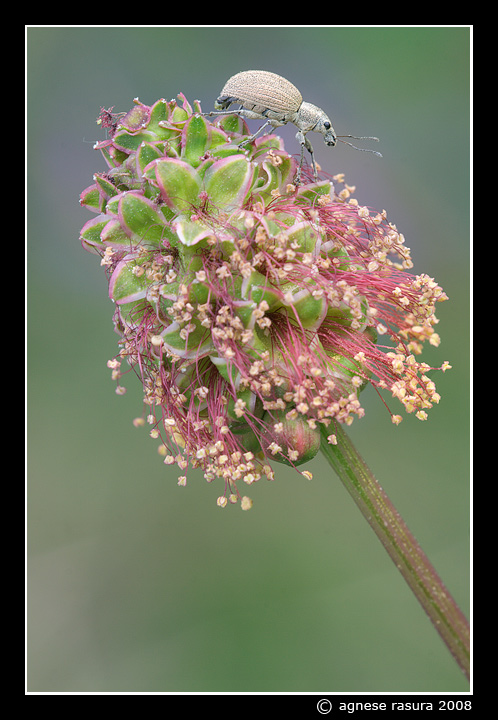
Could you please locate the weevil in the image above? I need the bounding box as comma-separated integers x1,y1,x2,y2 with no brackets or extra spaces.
204,70,381,183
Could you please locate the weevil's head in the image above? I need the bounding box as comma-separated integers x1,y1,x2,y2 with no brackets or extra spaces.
321,118,337,147
317,113,337,147
299,102,336,146
214,95,233,111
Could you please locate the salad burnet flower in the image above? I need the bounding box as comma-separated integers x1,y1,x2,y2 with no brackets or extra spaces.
80,95,449,508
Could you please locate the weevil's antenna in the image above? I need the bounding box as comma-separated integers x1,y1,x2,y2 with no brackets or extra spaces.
337,135,382,157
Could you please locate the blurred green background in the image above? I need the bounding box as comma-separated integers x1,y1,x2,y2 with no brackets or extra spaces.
27,27,470,693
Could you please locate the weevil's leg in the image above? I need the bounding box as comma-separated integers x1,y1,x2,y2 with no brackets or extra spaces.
295,131,317,184
202,109,242,117
295,138,306,185
238,119,273,146
202,107,272,147
304,135,317,181
202,103,248,118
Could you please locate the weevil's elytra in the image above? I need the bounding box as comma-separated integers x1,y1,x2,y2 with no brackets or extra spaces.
204,70,380,184
218,71,303,117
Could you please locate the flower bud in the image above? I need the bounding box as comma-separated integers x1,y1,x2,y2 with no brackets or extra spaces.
260,410,321,466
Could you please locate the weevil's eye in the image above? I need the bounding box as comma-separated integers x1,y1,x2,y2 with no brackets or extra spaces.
324,121,331,129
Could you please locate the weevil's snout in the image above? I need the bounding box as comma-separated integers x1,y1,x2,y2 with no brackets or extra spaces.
324,129,336,147
214,96,229,111
322,119,336,147
317,116,336,146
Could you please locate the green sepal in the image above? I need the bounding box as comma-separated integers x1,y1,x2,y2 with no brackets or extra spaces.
181,115,210,167
226,387,258,422
109,255,150,304
323,244,351,269
113,129,157,153
118,191,169,246
79,184,102,213
363,325,377,344
208,142,243,160
203,155,256,212
229,427,263,455
324,351,368,392
100,217,132,248
169,104,189,124
286,221,321,253
172,218,212,248
218,114,249,136
162,320,213,359
209,126,233,150
255,158,280,197
115,299,149,328
79,215,107,252
241,270,282,311
149,158,202,215
94,173,119,200
97,143,128,169
158,255,210,306
147,99,172,136
136,142,164,175
296,181,332,203
188,277,210,305
104,195,120,216
209,355,238,385
243,323,273,357
325,296,369,331
281,283,327,329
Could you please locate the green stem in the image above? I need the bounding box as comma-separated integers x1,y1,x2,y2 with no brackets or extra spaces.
320,423,470,681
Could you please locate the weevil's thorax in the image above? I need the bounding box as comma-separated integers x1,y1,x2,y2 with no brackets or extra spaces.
297,102,337,146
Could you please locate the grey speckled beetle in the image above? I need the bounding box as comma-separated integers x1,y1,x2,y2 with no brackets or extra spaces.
204,70,381,183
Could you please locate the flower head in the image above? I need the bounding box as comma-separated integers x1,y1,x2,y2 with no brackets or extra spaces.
80,94,449,508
